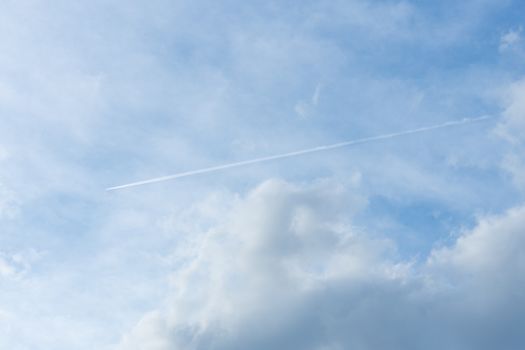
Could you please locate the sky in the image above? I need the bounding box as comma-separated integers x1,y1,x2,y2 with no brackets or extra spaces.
0,0,525,349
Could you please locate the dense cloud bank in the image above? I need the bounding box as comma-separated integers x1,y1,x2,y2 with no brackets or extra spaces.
118,179,525,350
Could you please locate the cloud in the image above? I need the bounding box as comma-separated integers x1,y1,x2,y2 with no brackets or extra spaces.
0,184,19,220
496,77,525,190
430,206,525,281
0,249,42,279
118,179,525,350
503,154,525,190
295,83,323,119
499,27,522,52
497,78,525,143
0,1,522,349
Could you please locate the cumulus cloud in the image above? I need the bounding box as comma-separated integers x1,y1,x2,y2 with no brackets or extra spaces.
118,179,525,350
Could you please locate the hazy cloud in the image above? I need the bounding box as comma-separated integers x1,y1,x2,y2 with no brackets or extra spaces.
499,27,522,51
497,77,525,190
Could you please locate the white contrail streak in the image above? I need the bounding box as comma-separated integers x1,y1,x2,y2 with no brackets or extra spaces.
106,115,493,191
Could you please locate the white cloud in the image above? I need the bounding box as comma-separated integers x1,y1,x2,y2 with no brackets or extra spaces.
499,27,522,52
496,77,525,190
0,249,42,279
0,184,19,220
0,258,16,278
0,145,9,161
497,78,525,142
117,179,525,350
430,205,525,276
503,154,525,190
295,83,323,119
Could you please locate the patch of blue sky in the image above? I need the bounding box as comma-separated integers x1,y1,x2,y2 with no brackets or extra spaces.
361,195,475,258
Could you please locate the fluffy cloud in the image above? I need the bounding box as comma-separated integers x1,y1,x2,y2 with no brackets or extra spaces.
118,179,525,350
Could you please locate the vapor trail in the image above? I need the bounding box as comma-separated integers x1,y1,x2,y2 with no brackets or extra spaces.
106,115,493,191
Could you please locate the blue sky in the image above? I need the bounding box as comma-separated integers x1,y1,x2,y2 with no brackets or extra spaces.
1,0,525,349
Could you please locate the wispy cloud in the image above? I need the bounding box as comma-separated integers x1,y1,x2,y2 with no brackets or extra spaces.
499,27,522,51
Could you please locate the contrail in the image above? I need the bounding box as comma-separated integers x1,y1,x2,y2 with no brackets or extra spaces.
106,115,493,191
